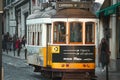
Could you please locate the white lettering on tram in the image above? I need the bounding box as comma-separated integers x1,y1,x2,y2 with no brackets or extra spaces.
73,57,82,60
63,58,72,60
63,50,79,52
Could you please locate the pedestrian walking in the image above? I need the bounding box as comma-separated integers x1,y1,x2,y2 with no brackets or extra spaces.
8,36,13,51
21,35,26,47
13,33,18,56
15,38,22,56
3,32,10,53
2,34,6,51
98,38,111,72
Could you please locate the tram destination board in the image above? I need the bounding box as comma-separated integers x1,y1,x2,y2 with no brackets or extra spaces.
52,46,95,63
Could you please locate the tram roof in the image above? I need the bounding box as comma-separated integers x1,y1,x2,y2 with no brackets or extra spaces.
52,8,96,18
27,7,56,19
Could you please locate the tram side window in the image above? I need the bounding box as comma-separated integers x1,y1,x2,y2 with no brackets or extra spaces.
53,22,66,43
37,24,42,45
27,24,42,45
70,22,82,42
28,25,33,45
85,22,95,43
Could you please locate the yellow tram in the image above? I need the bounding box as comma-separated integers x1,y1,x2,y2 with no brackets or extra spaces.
26,1,98,80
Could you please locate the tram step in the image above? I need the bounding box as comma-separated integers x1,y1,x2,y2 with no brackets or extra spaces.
62,78,90,80
62,79,89,80
62,73,91,80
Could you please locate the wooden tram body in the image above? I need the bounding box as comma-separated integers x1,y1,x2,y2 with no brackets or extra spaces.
26,2,98,80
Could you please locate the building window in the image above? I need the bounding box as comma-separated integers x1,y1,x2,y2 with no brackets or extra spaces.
85,22,95,44
53,22,66,43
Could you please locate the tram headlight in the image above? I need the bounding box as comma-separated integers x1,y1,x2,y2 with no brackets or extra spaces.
52,46,60,53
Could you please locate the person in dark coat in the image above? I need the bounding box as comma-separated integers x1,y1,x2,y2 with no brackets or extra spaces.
98,38,111,71
13,34,18,55
21,35,26,47
3,32,10,53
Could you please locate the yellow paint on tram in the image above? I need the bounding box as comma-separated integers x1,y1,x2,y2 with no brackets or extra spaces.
52,63,95,69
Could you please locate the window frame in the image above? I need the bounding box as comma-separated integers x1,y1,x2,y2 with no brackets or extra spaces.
53,21,67,44
68,21,83,44
85,22,95,44
27,24,42,46
52,21,96,45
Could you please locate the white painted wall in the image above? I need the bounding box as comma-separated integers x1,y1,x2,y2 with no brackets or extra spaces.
21,3,29,37
42,24,47,47
109,0,117,71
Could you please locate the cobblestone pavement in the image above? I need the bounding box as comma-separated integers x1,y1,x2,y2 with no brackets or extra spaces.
2,49,48,80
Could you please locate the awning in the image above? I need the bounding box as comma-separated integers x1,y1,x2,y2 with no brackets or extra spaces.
96,2,120,17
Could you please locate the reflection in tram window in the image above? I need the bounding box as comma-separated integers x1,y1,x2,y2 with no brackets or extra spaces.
70,22,82,42
53,22,66,43
85,22,95,43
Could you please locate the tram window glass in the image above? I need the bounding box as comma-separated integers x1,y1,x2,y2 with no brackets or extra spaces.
27,25,30,45
27,24,42,45
32,32,34,45
70,22,82,43
37,24,42,46
37,32,40,45
53,22,66,43
28,25,33,45
85,22,95,43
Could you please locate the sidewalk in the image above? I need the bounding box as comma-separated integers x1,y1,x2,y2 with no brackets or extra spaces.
95,62,120,80
2,48,29,68
96,67,120,80
2,48,27,60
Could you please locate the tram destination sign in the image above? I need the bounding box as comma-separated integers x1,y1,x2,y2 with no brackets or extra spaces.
56,2,91,11
52,46,95,63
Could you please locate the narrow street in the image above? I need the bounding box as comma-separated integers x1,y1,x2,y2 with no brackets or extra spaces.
2,51,48,80
2,51,120,80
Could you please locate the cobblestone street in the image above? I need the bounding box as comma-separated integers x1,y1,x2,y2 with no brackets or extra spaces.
2,49,48,80
2,49,120,80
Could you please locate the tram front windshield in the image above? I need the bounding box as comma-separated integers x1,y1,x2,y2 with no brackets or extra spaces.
53,21,95,44
70,22,82,42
